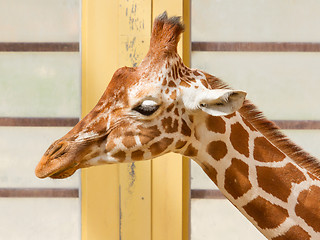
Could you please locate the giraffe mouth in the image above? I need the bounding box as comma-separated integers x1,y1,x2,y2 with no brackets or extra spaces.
35,155,79,179
49,165,78,179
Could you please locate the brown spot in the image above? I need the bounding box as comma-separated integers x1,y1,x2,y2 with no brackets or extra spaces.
139,135,151,146
295,185,320,232
172,66,176,79
272,226,310,240
174,65,178,79
195,86,199,89
200,79,209,88
224,112,236,119
167,103,175,112
207,141,228,161
178,68,183,78
112,151,126,161
199,162,218,184
105,139,116,152
168,71,172,78
181,119,191,136
254,137,286,162
180,80,191,88
174,108,179,116
170,90,177,100
138,125,161,145
225,158,252,199
230,122,250,157
193,70,201,76
243,196,289,229
165,88,169,94
256,163,306,202
175,140,187,149
122,134,136,148
188,115,194,123
242,116,257,131
184,144,198,157
187,77,196,82
181,108,186,114
168,80,176,88
162,77,167,86
308,172,318,181
206,116,226,134
149,138,174,156
131,150,144,160
162,117,179,133
85,115,107,133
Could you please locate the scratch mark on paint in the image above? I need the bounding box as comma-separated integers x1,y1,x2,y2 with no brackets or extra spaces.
128,162,136,189
125,37,136,51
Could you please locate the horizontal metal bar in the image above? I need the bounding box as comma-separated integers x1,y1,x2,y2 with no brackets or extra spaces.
191,189,226,199
0,42,79,52
273,120,320,130
0,117,79,127
1,118,319,129
192,42,320,52
0,188,79,198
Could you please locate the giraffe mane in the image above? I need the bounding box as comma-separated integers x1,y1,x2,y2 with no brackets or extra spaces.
149,11,185,55
204,72,320,179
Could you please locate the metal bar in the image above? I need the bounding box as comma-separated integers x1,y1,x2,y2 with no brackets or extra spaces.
0,42,79,52
192,42,320,52
191,189,226,199
2,118,319,129
0,188,79,198
273,120,320,130
0,117,79,127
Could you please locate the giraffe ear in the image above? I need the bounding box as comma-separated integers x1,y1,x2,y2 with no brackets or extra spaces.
183,89,247,116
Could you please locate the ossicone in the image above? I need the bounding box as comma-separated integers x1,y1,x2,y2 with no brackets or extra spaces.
149,11,185,55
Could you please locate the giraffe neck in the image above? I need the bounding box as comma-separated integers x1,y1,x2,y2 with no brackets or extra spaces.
191,112,320,240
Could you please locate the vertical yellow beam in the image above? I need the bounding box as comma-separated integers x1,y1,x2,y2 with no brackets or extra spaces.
81,0,120,239
82,0,190,239
152,1,191,240
118,1,152,239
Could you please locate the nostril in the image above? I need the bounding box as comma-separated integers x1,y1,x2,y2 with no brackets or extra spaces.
47,142,67,159
51,144,63,155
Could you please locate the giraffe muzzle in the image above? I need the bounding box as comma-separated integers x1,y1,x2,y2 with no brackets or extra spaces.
35,140,79,179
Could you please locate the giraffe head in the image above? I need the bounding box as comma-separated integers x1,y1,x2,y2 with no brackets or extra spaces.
35,12,246,179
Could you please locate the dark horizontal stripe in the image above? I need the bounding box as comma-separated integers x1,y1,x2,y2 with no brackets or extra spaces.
192,42,320,52
273,120,320,130
191,189,226,199
0,117,79,127
0,42,79,52
1,117,318,129
0,188,79,198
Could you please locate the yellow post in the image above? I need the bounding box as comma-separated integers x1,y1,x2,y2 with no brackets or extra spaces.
81,0,120,239
81,0,190,239
151,2,190,240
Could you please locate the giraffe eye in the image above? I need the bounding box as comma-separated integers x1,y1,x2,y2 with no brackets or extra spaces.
133,100,160,116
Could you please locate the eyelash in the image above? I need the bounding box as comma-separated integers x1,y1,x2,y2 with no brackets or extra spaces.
133,104,160,116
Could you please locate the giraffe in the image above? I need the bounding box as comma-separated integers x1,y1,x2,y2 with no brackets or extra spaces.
35,12,320,239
